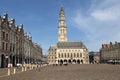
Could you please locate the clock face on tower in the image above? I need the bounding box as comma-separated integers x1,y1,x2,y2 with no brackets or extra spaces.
59,34,64,39
60,35,64,39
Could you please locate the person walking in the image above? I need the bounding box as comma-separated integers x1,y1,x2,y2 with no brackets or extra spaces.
37,63,41,72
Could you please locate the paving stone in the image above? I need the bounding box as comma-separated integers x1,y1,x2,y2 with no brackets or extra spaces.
0,64,120,80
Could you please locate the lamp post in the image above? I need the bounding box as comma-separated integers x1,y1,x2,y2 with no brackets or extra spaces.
29,39,31,64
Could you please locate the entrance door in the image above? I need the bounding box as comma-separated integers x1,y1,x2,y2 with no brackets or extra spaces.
77,60,80,64
1,54,5,68
68,59,71,64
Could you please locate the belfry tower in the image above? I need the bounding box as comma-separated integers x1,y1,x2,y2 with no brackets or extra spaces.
47,7,89,65
58,7,68,42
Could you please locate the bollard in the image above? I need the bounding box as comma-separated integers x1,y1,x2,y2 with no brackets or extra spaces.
8,68,10,76
29,65,32,70
25,67,27,71
13,68,16,74
32,65,33,69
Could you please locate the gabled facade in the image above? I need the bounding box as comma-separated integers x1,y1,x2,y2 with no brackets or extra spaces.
47,45,57,64
0,13,43,68
100,42,120,63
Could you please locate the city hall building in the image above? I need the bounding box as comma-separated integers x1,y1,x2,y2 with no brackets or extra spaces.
47,7,89,65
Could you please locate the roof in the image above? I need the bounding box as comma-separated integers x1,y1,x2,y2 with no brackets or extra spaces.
57,41,87,49
48,45,57,51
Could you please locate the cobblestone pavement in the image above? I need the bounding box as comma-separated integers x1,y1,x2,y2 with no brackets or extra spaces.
0,64,120,80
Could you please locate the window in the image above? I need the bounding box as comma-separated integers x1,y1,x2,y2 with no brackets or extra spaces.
77,53,79,57
6,43,8,50
71,53,72,57
13,44,15,52
60,29,62,34
10,43,12,51
65,53,66,58
2,42,5,50
61,53,63,58
74,53,76,57
58,53,60,58
68,53,69,57
80,53,82,57
2,32,5,40
6,33,8,40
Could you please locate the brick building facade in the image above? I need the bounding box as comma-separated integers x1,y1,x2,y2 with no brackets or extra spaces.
0,13,42,68
100,42,120,64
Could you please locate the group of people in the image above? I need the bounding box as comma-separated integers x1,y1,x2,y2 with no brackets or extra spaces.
37,63,41,72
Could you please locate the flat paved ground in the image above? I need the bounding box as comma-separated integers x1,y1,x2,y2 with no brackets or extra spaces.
0,64,120,80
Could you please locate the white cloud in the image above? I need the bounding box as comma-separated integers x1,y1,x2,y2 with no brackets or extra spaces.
91,0,120,21
91,5,120,21
72,0,120,51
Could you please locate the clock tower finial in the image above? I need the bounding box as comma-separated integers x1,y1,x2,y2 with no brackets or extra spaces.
58,7,67,42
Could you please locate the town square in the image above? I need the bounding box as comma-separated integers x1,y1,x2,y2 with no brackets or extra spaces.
0,64,120,80
0,0,120,80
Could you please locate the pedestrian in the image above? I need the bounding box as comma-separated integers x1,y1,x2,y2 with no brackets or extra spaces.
8,63,13,68
37,63,41,72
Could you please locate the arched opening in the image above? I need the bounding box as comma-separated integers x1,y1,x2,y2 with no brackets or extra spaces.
72,59,76,64
81,60,83,64
60,59,63,64
64,59,68,65
64,59,67,62
77,60,80,64
68,59,71,64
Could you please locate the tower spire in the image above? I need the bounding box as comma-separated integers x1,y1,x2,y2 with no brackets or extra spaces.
58,7,67,42
59,7,66,28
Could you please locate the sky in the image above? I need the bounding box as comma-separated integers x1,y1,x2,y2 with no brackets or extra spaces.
0,0,120,54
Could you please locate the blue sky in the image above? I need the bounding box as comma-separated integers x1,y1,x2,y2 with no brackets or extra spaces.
0,0,120,54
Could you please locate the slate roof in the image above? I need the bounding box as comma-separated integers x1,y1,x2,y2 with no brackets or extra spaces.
48,45,57,51
57,41,87,49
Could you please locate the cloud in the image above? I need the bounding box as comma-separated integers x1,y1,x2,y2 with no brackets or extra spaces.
91,6,120,21
91,8,120,21
72,0,120,51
